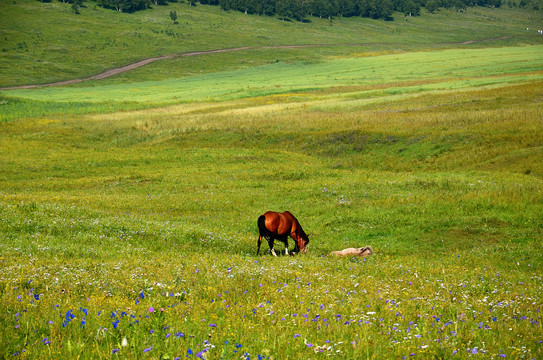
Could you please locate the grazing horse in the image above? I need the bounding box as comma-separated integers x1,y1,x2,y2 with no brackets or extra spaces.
257,211,309,256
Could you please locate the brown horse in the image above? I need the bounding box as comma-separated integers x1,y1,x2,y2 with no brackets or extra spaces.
257,211,309,256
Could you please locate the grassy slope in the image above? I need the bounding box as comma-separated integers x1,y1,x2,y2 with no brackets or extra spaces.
0,2,542,360
2,45,543,122
0,78,541,358
0,0,542,87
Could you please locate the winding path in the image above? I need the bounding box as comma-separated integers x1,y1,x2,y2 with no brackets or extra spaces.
0,38,512,90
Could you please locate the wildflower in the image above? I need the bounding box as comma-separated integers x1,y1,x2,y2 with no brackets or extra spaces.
140,291,145,299
294,334,301,338
149,307,155,313
175,332,185,338
472,347,478,354
112,349,119,354
188,349,194,355
34,294,39,301
143,346,152,353
122,337,128,347
112,319,119,329
209,323,217,328
166,333,171,338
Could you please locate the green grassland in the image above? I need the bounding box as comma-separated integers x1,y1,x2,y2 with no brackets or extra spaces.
1,1,543,359
1,0,542,87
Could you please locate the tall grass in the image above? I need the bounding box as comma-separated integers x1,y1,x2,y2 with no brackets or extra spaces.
1,64,542,358
1,16,542,359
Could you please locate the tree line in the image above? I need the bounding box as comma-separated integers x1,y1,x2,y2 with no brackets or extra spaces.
43,0,541,18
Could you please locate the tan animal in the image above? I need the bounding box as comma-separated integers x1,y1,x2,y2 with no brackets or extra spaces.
330,246,373,257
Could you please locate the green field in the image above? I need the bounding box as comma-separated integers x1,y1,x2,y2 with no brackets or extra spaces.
1,1,543,359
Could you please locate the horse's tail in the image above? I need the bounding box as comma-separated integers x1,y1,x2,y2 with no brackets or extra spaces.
258,215,269,239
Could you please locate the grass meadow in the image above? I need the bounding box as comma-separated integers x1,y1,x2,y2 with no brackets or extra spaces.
1,2,543,359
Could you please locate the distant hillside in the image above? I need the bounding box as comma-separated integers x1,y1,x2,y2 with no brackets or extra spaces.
0,0,541,87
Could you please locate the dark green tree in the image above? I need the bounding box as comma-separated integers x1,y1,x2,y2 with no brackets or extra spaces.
403,0,420,15
276,0,295,19
170,10,178,23
426,0,440,12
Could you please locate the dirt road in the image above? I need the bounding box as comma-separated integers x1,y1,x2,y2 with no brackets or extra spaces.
0,38,512,90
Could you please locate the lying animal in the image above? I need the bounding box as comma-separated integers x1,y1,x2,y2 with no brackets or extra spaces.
330,246,373,257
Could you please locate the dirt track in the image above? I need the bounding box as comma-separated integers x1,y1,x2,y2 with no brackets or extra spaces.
0,38,512,90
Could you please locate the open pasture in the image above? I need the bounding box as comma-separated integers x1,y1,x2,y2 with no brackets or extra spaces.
1,32,543,360
1,0,543,88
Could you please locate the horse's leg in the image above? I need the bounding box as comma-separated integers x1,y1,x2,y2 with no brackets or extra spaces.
292,238,299,254
278,235,288,256
257,234,262,255
268,238,277,257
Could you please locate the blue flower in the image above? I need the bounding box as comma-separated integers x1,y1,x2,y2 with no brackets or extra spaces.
140,291,145,299
112,319,120,329
188,349,194,355
143,346,152,353
34,294,39,301
112,349,119,354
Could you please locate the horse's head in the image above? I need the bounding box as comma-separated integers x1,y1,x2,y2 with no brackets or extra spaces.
297,233,309,254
